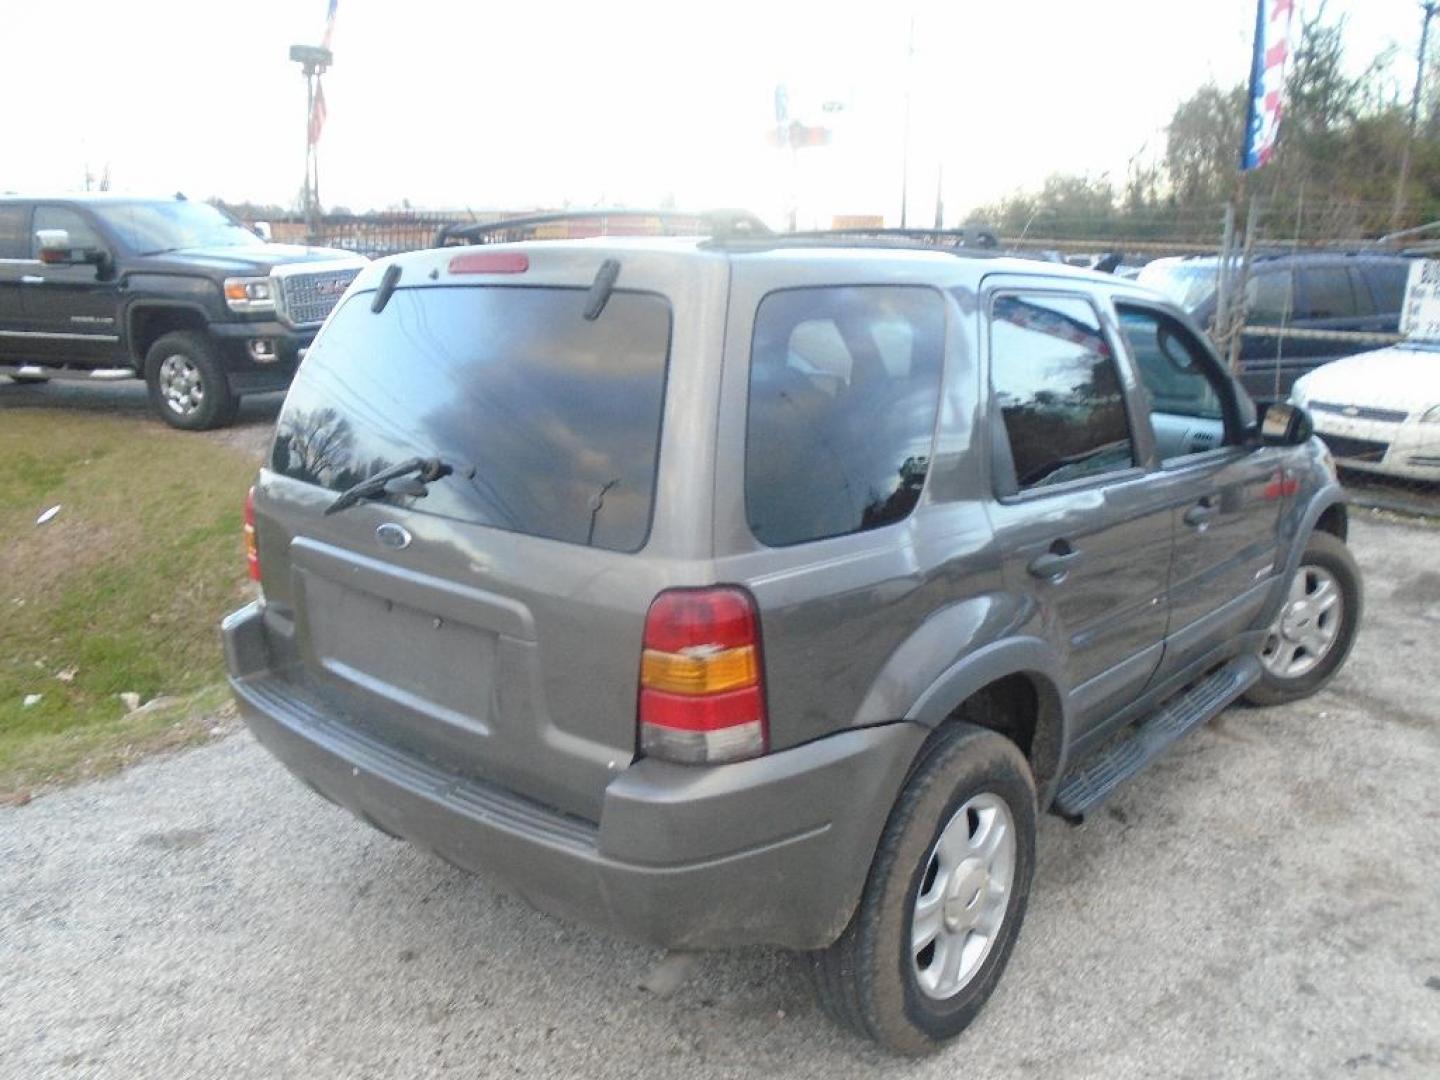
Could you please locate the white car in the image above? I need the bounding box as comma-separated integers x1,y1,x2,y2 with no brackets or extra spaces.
1290,341,1440,481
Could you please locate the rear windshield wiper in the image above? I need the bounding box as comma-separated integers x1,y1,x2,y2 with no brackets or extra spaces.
323,456,450,516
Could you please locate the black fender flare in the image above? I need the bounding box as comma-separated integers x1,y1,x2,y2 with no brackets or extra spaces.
123,300,214,365
1257,484,1348,629
903,635,1072,806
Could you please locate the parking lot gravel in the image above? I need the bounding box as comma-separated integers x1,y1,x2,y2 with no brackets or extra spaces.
2,516,1437,1079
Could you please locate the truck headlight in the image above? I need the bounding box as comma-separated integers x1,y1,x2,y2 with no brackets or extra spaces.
223,276,275,314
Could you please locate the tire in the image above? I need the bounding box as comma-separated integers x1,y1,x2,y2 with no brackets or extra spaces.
1245,531,1362,706
143,330,238,431
808,723,1037,1055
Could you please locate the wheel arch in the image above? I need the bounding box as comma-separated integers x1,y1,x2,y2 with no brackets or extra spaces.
903,637,1071,807
126,302,212,366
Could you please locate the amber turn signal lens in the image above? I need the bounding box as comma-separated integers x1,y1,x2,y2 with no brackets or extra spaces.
641,645,758,695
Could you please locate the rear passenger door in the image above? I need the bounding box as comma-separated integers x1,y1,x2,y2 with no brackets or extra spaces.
1112,300,1285,681
982,282,1173,742
1293,264,1363,364
0,202,35,362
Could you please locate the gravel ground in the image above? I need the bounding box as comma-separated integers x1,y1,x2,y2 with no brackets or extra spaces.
2,517,1438,1079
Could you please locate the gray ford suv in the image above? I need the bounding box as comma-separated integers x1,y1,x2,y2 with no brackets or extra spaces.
223,235,1360,1054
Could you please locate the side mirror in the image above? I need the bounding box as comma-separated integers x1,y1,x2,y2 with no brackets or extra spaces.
1257,401,1313,446
36,228,108,269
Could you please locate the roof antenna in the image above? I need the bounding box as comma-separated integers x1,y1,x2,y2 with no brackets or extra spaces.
584,258,621,320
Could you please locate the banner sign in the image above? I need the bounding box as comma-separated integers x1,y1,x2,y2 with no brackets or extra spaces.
1400,259,1440,340
1241,0,1295,171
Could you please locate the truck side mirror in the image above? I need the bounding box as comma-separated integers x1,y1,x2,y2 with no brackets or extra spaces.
36,228,109,271
1257,401,1313,446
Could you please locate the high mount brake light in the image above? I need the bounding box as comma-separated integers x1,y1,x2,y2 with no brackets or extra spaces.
638,587,768,765
447,252,529,275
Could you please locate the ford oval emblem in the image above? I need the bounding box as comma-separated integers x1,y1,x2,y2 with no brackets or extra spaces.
375,523,412,551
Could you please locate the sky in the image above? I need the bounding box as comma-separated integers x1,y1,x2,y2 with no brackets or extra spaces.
0,1,1428,229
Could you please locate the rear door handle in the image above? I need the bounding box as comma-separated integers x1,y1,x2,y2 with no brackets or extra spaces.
19,275,44,285
1183,502,1217,528
1028,545,1082,582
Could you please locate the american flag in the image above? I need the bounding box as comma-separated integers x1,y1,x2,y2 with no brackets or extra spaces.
321,0,338,51
309,81,327,146
1241,0,1294,171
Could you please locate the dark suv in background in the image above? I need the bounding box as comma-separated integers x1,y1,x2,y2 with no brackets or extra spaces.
0,194,364,429
1139,251,1411,401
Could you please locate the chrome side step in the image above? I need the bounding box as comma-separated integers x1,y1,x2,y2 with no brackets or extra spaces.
1051,655,1262,822
1,364,137,382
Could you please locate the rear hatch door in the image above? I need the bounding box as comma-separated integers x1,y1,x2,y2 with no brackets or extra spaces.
252,246,725,821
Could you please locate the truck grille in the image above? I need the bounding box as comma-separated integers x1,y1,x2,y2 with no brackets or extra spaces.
274,265,362,328
1317,433,1389,462
1309,400,1409,423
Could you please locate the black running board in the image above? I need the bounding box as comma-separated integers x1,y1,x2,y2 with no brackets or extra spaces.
1051,655,1262,822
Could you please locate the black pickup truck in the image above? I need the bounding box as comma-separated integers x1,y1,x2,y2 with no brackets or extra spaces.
0,194,364,429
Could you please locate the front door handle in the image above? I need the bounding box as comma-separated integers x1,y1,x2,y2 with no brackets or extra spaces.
19,275,44,285
1028,544,1082,582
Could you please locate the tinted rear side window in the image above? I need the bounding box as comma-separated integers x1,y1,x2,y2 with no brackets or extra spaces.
745,286,945,547
1363,262,1409,313
1296,266,1357,319
272,286,672,553
990,294,1134,490
0,205,29,259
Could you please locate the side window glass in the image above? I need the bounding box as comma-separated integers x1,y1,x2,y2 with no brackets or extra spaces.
746,286,946,546
1346,267,1376,316
1365,263,1409,313
32,206,104,255
1245,271,1293,324
989,293,1134,491
1296,267,1356,320
0,205,29,259
1117,306,1228,460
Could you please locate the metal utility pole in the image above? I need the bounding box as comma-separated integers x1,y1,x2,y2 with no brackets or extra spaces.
290,44,333,243
1392,1,1437,233
900,14,914,228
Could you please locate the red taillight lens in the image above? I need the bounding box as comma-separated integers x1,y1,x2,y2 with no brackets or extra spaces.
638,587,767,765
243,486,261,582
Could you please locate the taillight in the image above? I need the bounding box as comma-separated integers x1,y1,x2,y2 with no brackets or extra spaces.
243,486,261,582
638,587,768,764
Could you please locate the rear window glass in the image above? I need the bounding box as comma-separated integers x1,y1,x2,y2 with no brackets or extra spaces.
745,286,945,547
271,286,672,553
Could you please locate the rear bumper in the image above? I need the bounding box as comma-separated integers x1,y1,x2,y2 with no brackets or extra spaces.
222,602,925,950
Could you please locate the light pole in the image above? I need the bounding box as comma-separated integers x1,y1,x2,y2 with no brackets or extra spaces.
1392,2,1437,233
289,44,333,242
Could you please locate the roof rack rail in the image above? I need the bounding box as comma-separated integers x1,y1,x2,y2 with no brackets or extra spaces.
433,208,773,247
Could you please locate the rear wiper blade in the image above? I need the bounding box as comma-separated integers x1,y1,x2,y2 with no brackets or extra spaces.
323,456,450,516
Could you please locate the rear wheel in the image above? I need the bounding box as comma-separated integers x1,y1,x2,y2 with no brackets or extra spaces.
144,331,238,430
1245,531,1361,706
809,724,1036,1055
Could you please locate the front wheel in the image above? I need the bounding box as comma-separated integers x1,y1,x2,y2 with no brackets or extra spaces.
144,331,238,431
809,724,1036,1055
1245,531,1362,706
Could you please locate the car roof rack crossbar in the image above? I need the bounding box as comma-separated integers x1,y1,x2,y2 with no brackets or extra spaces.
433,208,773,247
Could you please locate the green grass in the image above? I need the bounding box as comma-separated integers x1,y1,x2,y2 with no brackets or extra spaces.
0,410,259,800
